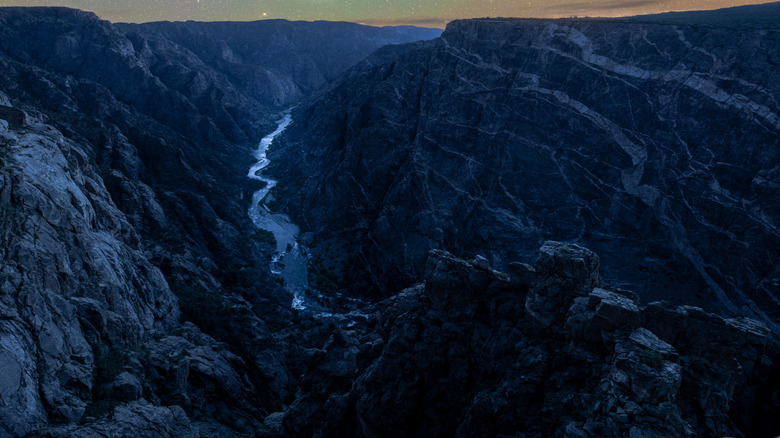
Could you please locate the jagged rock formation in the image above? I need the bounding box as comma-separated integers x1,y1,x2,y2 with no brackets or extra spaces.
281,242,780,437
2,4,779,438
0,106,177,435
0,7,440,436
270,11,780,329
0,100,295,437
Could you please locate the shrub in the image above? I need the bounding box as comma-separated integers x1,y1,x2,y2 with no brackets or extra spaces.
248,229,276,247
177,288,225,332
640,349,665,370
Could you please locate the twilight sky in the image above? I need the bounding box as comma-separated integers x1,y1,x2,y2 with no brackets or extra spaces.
0,0,772,27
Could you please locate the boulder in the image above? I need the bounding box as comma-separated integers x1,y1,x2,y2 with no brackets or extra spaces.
588,288,643,339
472,255,490,270
629,328,677,361
30,401,198,438
526,242,601,328
0,105,27,127
425,250,490,311
535,241,601,289
609,331,685,421
264,412,284,435
111,372,143,402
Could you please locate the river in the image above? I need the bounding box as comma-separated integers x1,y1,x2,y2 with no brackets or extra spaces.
247,111,370,321
247,110,309,308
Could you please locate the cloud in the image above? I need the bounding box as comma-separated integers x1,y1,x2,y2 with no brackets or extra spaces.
543,0,662,14
355,16,451,28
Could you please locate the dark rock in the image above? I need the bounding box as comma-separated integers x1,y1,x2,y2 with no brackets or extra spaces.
141,322,267,435
643,303,770,376
535,241,601,289
2,5,779,438
0,112,179,434
0,105,26,127
110,372,143,402
283,246,780,437
508,262,536,291
526,242,601,328
0,8,441,435
425,249,490,311
472,254,490,270
271,13,780,330
589,288,643,331
264,412,284,433
611,332,682,405
629,328,677,361
118,20,442,107
31,401,198,438
566,287,644,345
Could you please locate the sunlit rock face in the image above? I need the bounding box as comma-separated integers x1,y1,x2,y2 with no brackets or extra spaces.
271,17,780,326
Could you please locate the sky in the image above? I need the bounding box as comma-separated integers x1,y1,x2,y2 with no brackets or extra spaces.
0,0,773,27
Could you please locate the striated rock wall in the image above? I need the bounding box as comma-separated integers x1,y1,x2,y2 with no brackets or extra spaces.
271,16,780,328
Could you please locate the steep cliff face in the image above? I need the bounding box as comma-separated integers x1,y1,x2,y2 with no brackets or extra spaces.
0,7,441,436
271,16,780,328
0,7,267,149
2,4,779,437
0,103,179,435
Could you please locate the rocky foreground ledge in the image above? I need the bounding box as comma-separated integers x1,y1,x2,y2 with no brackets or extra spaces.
282,241,779,438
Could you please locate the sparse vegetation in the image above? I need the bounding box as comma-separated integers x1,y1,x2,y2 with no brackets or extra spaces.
93,343,129,387
248,229,277,247
86,342,130,418
177,287,226,332
640,349,665,370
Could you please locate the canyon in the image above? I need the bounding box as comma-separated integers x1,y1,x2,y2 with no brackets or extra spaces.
271,14,780,330
0,4,778,437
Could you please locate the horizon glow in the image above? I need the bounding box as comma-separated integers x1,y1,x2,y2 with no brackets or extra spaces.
0,0,775,27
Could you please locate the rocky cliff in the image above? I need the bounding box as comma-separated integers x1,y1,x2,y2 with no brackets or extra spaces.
118,20,442,106
270,13,780,330
0,7,439,436
281,242,780,437
1,4,779,437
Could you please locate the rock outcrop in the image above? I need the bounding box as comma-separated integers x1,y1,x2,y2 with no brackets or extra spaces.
270,11,780,330
281,242,780,437
0,107,177,435
0,8,441,436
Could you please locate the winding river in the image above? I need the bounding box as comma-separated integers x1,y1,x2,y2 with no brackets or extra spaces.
248,111,371,322
247,110,309,308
